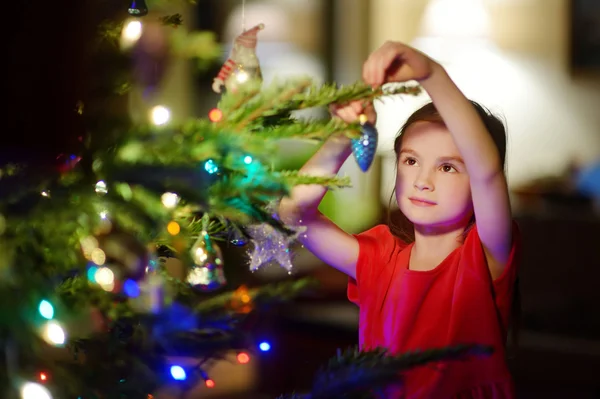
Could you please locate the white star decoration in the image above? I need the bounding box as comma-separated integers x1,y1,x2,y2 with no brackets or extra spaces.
246,223,305,272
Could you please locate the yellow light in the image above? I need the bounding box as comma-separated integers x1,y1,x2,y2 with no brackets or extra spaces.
90,248,106,266
121,20,143,49
21,382,52,399
167,221,180,235
150,105,171,126
161,192,179,209
43,321,66,346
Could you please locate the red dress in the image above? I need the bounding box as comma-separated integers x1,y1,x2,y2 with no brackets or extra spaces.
347,223,520,398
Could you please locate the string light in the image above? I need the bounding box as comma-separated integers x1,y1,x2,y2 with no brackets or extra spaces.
208,108,223,122
170,365,186,381
167,221,180,236
150,105,171,126
203,159,219,174
21,382,52,399
42,321,66,346
38,300,54,320
236,352,250,364
161,192,179,209
259,341,271,352
121,19,143,49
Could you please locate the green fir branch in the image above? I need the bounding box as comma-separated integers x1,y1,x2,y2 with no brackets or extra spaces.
252,119,363,141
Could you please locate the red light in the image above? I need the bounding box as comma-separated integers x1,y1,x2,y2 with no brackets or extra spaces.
39,372,48,382
205,379,215,388
237,352,250,364
208,108,223,123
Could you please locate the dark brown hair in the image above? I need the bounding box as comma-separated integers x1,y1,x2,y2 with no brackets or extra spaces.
387,100,507,242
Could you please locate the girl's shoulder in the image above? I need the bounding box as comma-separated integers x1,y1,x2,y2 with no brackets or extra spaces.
354,224,408,261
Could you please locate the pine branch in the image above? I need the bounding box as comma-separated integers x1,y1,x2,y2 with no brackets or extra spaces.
252,119,362,141
262,81,422,118
307,345,493,399
276,170,352,190
230,79,314,129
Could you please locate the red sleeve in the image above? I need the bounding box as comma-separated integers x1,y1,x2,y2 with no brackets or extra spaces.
462,221,521,329
347,224,401,306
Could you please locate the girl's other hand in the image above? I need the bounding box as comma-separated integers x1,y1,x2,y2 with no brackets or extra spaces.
363,41,438,87
329,101,377,125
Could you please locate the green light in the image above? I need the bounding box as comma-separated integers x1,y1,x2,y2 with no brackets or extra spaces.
38,300,54,320
204,159,219,174
243,155,253,165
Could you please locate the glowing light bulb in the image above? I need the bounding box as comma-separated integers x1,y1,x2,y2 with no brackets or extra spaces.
203,159,218,174
237,352,250,364
150,105,171,126
21,382,52,399
259,341,271,352
43,321,66,346
38,300,54,320
208,108,223,122
122,20,143,45
95,267,115,292
170,365,186,381
161,192,179,209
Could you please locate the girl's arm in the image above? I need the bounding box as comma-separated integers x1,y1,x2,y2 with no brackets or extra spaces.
422,65,512,278
363,42,512,278
278,103,374,279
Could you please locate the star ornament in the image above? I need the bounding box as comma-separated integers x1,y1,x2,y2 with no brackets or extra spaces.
246,223,305,272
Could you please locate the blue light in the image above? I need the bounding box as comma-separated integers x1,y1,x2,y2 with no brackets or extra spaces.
170,365,187,381
123,279,140,298
204,159,219,174
259,341,271,352
38,300,54,320
243,155,253,165
87,265,98,283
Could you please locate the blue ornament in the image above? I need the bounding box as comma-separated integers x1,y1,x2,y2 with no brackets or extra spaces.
128,0,148,16
351,121,378,172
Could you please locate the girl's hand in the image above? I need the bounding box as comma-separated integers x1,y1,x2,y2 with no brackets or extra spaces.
329,101,377,125
362,41,439,88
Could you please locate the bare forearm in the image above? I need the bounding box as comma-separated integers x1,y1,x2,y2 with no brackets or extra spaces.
279,136,352,224
421,64,503,181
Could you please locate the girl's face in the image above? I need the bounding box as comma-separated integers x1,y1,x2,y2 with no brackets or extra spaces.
395,121,474,232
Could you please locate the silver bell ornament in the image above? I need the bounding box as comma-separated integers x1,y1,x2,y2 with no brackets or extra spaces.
187,230,227,291
212,23,264,94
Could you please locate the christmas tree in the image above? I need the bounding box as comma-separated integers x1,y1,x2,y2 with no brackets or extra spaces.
1,1,492,398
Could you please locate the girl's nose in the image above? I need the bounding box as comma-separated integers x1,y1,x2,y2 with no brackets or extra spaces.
414,170,434,191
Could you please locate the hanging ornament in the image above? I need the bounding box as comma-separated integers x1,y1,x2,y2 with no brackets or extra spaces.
246,223,298,272
212,23,265,94
229,227,248,247
81,227,150,292
351,113,379,172
187,230,226,291
128,0,148,16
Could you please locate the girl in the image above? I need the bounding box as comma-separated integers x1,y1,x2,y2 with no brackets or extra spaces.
279,41,520,398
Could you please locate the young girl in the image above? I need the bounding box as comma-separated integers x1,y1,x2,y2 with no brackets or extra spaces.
279,41,520,398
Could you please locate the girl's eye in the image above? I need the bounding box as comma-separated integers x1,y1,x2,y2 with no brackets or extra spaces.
403,158,417,166
441,164,457,173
